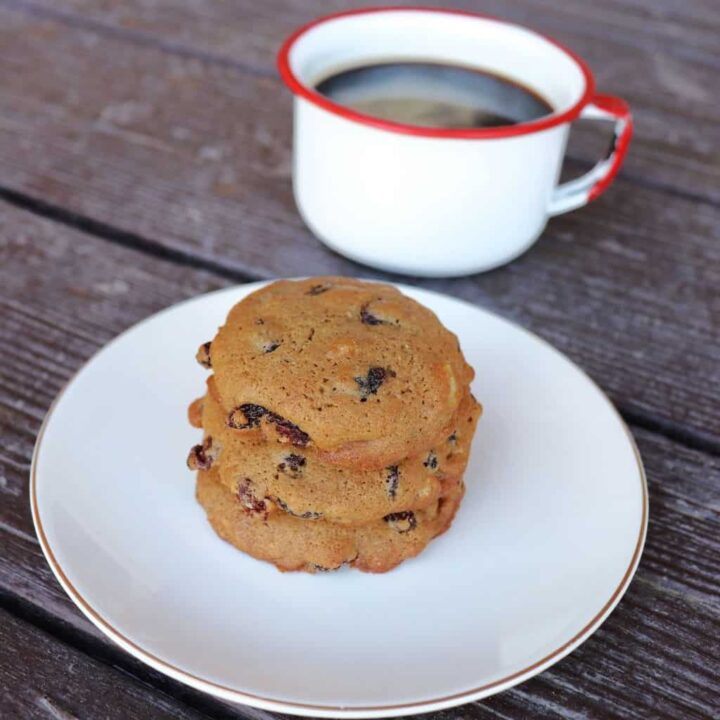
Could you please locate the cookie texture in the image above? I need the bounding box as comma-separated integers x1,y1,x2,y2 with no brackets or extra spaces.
188,277,480,574
210,277,474,469
198,377,481,526
196,466,465,573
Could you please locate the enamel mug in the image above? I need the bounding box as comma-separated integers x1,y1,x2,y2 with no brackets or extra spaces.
278,7,633,277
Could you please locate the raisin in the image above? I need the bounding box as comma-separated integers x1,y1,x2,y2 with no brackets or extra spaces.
306,284,331,296
270,415,311,447
286,453,305,470
279,453,306,478
237,479,268,517
227,403,266,429
447,431,458,444
308,563,341,573
195,341,212,369
227,404,311,446
355,366,394,401
384,511,417,534
385,465,399,499
273,497,322,519
424,451,438,470
359,303,386,326
263,340,281,353
186,437,218,470
308,554,358,572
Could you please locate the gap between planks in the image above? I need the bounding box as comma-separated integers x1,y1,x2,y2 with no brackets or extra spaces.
0,185,256,285
0,0,277,79
0,586,522,720
1,565,717,720
0,0,719,211
0,588,270,720
1,187,718,459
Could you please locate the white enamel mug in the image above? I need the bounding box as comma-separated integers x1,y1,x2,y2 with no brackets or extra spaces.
279,7,632,277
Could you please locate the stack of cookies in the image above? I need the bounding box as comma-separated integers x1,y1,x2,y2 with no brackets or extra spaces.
187,277,480,573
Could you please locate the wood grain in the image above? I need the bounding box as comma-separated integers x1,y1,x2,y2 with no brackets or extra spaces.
0,4,718,446
0,1,718,717
0,204,718,719
0,608,211,720
5,0,719,200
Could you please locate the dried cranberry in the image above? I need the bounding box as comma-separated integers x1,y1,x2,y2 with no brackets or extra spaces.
195,341,212,369
355,366,394,401
384,511,417,534
424,452,438,470
308,554,357,572
269,414,311,447
237,479,268,517
227,404,311,446
286,453,306,472
308,563,341,572
360,303,386,326
274,497,322,519
385,465,399,499
227,403,266,429
279,453,306,478
186,437,217,470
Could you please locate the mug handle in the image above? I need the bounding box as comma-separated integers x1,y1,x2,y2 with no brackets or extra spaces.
548,94,633,216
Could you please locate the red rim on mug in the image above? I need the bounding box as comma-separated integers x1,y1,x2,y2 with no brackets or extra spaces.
277,6,597,140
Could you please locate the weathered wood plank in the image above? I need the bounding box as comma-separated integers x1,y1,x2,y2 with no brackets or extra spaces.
0,607,211,720
15,0,720,71
4,0,719,199
1,3,718,717
0,204,718,719
0,5,719,443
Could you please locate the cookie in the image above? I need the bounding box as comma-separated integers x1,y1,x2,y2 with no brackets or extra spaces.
195,466,465,573
208,277,474,469
194,377,481,525
187,396,204,428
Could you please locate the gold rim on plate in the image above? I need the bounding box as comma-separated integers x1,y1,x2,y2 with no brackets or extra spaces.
29,286,649,717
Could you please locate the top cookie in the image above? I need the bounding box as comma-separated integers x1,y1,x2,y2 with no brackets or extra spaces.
207,277,474,469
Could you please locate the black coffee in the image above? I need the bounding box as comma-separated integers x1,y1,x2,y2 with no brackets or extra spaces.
315,61,553,129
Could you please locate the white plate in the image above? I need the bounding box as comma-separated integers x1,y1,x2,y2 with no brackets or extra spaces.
32,283,647,718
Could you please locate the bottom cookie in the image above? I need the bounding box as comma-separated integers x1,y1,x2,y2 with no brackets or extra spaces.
196,467,465,573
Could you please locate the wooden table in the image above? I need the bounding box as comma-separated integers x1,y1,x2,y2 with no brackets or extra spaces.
1,1,718,717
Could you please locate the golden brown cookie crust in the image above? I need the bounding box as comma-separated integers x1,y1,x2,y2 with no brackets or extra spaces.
208,277,474,469
196,466,465,573
196,377,481,526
